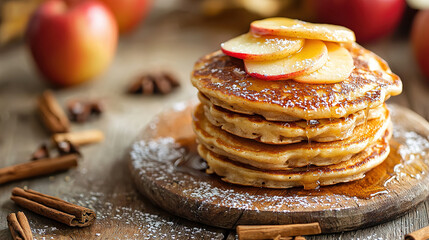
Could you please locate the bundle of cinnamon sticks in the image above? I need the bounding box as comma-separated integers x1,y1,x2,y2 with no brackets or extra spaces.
7,187,96,239
11,187,96,227
7,211,33,240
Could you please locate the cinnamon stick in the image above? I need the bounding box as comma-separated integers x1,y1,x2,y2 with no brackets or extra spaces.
52,129,104,146
236,223,321,240
11,187,96,227
0,154,78,184
38,90,70,133
7,211,33,240
405,225,429,240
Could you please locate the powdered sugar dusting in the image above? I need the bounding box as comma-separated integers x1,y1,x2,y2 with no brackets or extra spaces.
130,137,363,214
27,190,224,239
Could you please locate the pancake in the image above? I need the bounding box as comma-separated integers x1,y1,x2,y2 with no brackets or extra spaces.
193,103,390,169
199,92,385,144
198,125,391,189
191,43,402,121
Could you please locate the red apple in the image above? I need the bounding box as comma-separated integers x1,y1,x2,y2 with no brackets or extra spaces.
312,0,406,43
99,0,151,34
26,0,118,87
412,10,429,79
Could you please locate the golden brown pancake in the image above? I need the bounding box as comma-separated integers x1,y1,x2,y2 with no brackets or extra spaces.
198,125,391,189
199,92,385,144
191,43,402,121
193,103,390,169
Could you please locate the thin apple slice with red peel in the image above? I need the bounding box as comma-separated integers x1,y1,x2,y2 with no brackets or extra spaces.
244,39,328,81
221,33,304,61
251,17,355,43
294,42,354,84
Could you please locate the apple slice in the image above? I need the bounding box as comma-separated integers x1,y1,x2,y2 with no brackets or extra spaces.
251,17,355,43
221,33,304,61
244,39,328,80
294,42,354,84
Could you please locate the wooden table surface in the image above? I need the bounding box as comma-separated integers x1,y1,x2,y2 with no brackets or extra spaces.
0,2,428,239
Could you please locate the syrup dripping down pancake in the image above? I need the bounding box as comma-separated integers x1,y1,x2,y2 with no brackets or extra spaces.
198,125,391,189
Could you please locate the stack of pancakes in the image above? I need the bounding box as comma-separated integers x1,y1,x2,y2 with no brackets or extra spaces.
191,43,402,189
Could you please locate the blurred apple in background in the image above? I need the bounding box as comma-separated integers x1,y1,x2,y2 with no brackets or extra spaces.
412,10,429,79
311,0,406,43
99,0,152,34
26,0,118,87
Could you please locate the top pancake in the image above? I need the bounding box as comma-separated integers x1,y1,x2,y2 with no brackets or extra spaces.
192,43,402,121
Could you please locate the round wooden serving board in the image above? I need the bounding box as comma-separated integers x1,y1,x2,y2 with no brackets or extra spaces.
129,102,429,233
